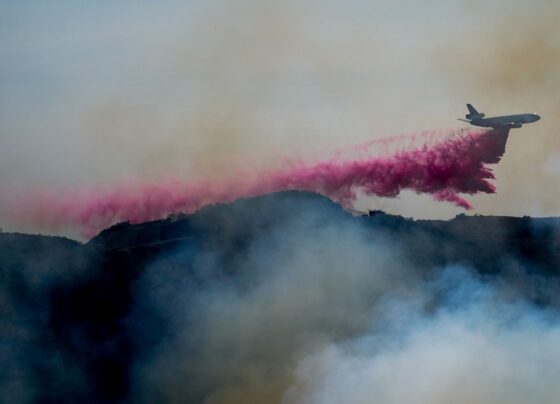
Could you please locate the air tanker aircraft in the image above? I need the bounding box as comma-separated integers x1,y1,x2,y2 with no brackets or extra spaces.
459,104,540,129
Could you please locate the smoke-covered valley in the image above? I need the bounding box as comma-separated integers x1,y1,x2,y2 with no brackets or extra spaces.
2,191,559,403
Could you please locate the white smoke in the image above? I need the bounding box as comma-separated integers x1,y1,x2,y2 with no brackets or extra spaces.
286,267,560,404
129,201,560,404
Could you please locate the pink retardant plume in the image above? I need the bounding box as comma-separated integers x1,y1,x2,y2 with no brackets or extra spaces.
1,127,509,238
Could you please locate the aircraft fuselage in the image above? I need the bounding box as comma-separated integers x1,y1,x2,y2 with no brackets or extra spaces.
470,113,541,129
461,104,541,129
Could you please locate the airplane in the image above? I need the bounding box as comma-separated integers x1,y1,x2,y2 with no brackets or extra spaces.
459,104,540,129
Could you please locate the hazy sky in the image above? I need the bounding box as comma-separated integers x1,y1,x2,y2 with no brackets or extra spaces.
1,0,559,232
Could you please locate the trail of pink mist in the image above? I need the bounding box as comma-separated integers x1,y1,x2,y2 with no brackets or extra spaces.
0,127,509,238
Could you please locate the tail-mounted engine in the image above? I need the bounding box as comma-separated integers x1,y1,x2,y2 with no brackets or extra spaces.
466,112,485,120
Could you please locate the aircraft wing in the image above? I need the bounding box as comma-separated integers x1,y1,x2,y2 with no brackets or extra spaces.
506,122,522,128
491,121,522,129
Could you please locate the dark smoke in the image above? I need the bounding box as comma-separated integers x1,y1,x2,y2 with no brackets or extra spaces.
0,192,559,403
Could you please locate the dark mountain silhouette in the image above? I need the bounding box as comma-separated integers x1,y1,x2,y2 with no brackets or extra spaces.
90,191,560,278
1,191,559,403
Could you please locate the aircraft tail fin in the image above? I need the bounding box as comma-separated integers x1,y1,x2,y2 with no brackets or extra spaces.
467,104,478,115
465,103,485,120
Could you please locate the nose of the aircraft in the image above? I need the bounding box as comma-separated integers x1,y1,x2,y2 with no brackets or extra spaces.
534,114,541,121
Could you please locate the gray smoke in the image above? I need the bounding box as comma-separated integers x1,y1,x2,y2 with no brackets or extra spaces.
287,267,560,404
127,202,560,403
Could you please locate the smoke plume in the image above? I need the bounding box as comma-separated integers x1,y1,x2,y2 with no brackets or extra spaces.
0,127,508,237
286,269,560,404
125,197,560,404
1,190,558,403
